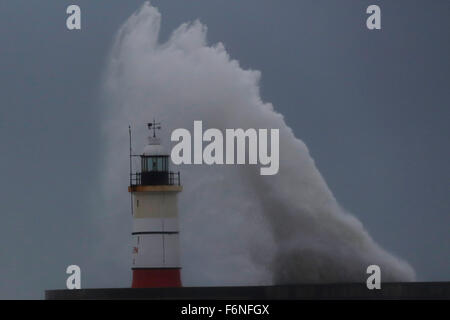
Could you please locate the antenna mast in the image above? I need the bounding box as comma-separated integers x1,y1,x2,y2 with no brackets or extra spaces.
129,125,133,216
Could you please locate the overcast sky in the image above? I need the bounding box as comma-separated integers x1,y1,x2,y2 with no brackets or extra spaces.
0,0,448,298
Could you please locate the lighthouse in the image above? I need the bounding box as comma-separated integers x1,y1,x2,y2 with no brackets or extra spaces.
128,120,182,288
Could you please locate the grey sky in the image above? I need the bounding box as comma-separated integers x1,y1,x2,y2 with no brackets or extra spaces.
0,1,448,298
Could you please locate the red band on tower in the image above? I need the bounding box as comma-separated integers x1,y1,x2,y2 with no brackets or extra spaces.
132,269,181,288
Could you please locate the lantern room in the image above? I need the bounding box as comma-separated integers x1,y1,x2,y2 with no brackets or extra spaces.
130,120,180,187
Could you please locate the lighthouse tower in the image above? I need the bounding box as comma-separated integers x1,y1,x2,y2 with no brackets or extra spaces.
128,121,182,288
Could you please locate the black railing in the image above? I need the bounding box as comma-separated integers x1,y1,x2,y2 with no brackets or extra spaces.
169,172,181,186
130,171,181,186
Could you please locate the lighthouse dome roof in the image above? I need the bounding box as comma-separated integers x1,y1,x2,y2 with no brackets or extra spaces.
142,137,167,156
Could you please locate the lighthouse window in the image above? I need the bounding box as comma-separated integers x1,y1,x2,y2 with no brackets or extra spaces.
157,157,167,171
145,157,158,171
161,157,168,171
141,156,169,172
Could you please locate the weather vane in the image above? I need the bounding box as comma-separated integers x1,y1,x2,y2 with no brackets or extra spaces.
147,119,161,138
